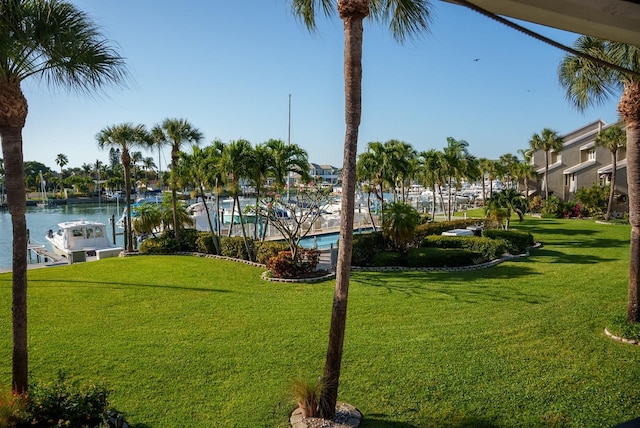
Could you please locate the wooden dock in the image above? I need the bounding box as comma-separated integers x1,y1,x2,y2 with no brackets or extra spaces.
28,244,65,264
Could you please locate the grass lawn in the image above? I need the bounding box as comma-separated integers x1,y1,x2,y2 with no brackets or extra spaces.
1,217,639,427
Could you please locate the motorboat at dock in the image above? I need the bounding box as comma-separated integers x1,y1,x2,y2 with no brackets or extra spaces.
45,220,122,262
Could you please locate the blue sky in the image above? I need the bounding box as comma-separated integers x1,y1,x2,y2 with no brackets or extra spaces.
20,0,620,171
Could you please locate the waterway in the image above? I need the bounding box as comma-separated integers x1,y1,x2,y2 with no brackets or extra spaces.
0,202,125,270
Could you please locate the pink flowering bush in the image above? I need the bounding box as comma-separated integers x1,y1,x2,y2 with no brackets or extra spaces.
266,248,320,278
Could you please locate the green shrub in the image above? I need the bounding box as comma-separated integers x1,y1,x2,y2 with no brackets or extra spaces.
482,229,534,254
138,232,177,254
541,196,563,218
0,385,25,428
138,229,200,254
266,248,320,278
408,247,482,267
370,251,406,267
175,228,199,252
421,235,506,261
351,231,388,266
255,241,290,265
24,372,114,428
195,232,220,255
220,236,254,260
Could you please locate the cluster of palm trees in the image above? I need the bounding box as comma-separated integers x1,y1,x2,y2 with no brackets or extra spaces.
356,137,539,221
3,1,640,424
96,119,311,254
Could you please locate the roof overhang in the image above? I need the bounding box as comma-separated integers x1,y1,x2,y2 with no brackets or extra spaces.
563,159,596,174
443,0,640,46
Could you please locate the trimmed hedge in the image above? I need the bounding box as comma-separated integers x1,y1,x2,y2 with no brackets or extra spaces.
195,231,220,254
139,229,199,254
352,231,389,266
370,251,406,267
421,235,506,261
408,247,482,267
255,241,290,265
482,228,533,255
220,236,254,260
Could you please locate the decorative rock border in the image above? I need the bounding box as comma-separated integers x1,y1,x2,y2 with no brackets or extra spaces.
351,244,539,274
123,243,539,281
290,402,361,428
604,328,640,345
262,270,336,283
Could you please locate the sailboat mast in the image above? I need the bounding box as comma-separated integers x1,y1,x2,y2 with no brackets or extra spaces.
287,94,291,201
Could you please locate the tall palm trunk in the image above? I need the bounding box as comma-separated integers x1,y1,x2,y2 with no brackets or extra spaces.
199,185,220,254
2,127,28,393
319,0,367,420
366,189,377,231
171,150,180,244
0,80,29,393
447,177,453,220
619,81,640,322
122,151,134,252
606,150,618,220
481,175,487,206
234,195,253,261
431,183,437,220
228,198,236,237
544,151,550,200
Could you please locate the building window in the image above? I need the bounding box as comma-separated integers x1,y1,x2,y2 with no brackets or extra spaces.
588,149,596,160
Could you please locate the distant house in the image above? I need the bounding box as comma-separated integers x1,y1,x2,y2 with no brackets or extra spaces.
529,119,628,214
308,163,341,185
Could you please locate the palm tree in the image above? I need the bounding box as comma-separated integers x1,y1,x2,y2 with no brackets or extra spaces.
152,118,203,245
477,158,491,204
384,139,414,202
0,0,126,393
220,139,254,258
417,149,444,219
181,145,221,254
96,124,151,253
55,153,68,196
381,202,420,252
291,0,432,418
558,36,640,322
484,188,528,230
512,161,537,202
357,141,387,208
529,128,564,200
442,137,475,221
498,153,518,189
142,156,157,182
595,125,626,220
248,143,272,239
264,138,310,190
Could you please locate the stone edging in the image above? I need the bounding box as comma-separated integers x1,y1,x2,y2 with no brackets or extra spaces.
123,251,334,283
123,243,539,281
261,271,336,283
351,243,539,273
290,401,361,428
604,328,640,345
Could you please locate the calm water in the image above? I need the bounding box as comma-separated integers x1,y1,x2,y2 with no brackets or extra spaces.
0,202,126,269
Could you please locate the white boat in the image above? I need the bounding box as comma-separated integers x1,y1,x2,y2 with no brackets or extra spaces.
45,220,122,262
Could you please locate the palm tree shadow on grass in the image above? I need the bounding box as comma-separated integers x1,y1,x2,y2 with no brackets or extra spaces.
352,268,549,305
364,414,499,428
25,278,232,293
531,248,617,264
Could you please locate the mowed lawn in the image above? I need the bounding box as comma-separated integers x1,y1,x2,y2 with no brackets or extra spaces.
1,217,639,427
